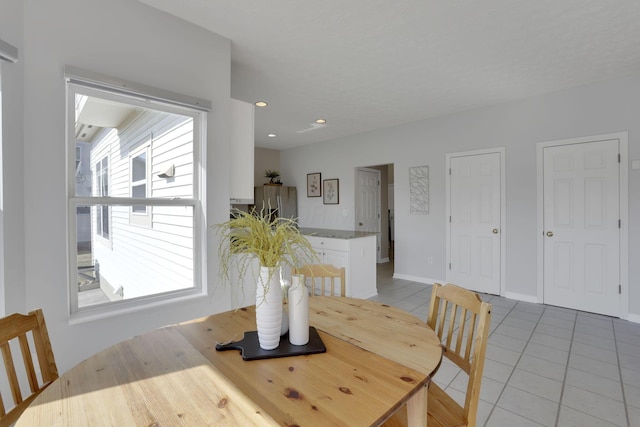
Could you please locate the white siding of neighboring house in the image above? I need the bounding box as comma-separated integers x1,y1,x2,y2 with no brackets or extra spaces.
90,111,194,300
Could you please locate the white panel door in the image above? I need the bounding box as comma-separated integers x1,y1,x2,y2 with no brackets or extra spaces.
355,168,380,260
448,152,501,294
356,169,380,232
543,140,620,316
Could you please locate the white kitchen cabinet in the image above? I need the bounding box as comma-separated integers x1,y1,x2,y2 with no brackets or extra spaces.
305,234,377,299
229,98,254,204
322,249,348,272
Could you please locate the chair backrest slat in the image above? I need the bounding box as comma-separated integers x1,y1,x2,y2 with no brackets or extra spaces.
445,304,456,349
0,309,58,427
18,334,39,393
436,301,447,338
454,306,467,356
464,312,477,362
1,342,21,405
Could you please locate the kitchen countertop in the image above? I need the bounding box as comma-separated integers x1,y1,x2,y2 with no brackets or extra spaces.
299,227,378,239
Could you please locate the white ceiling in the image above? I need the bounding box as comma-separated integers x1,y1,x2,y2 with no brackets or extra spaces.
138,0,640,150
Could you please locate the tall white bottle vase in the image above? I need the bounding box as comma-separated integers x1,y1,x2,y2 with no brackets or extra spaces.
288,274,309,345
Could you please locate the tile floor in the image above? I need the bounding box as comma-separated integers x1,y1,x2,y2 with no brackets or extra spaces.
371,262,640,427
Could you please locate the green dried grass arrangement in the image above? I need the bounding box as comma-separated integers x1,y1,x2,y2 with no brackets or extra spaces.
213,207,318,290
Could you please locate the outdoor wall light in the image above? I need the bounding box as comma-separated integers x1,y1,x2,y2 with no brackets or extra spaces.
157,164,175,178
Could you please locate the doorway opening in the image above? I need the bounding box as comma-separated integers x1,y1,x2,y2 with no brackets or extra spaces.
355,164,394,264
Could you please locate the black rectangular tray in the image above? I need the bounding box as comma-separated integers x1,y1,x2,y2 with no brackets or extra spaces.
215,326,326,361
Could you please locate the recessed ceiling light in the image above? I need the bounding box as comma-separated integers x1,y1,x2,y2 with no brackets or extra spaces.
267,133,276,138
255,101,268,107
315,118,327,124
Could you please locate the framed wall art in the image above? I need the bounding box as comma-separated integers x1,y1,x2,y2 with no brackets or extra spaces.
323,178,339,204
409,165,429,214
307,172,321,197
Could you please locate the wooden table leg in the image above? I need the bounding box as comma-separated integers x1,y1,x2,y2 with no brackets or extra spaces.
405,382,428,427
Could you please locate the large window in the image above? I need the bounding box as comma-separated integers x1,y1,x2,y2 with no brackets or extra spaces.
66,68,210,319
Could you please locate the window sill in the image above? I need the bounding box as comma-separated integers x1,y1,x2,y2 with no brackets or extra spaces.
68,289,208,325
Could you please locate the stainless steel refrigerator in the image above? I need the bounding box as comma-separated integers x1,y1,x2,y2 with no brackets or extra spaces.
254,185,297,220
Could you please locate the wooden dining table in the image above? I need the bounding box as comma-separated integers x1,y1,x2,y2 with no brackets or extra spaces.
16,297,443,426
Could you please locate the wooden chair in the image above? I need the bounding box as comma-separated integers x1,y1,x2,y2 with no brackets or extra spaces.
293,264,346,297
0,309,59,427
384,283,492,427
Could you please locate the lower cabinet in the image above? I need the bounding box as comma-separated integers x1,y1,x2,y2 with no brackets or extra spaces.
305,235,377,299
322,249,348,271
226,235,378,309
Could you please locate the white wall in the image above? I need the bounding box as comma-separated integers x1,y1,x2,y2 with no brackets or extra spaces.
0,67,3,317
282,74,640,318
1,0,233,372
0,1,25,317
0,51,19,300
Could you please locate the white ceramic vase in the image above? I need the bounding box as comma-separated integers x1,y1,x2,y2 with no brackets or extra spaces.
255,266,283,350
288,274,309,345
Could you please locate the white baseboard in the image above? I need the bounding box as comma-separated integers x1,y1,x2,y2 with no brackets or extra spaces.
355,291,378,300
504,292,539,304
626,313,640,324
392,274,442,285
386,273,639,323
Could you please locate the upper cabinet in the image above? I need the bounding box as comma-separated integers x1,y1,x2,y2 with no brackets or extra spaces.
229,99,255,203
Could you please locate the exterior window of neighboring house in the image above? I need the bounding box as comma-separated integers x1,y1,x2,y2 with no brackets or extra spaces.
75,147,81,174
66,67,210,320
131,150,147,210
95,156,110,240
130,145,151,227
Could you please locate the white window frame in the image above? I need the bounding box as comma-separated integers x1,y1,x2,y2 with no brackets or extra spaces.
66,67,210,322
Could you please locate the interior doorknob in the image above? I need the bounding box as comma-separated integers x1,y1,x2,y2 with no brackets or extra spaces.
359,222,363,226
492,229,499,234
546,231,554,237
